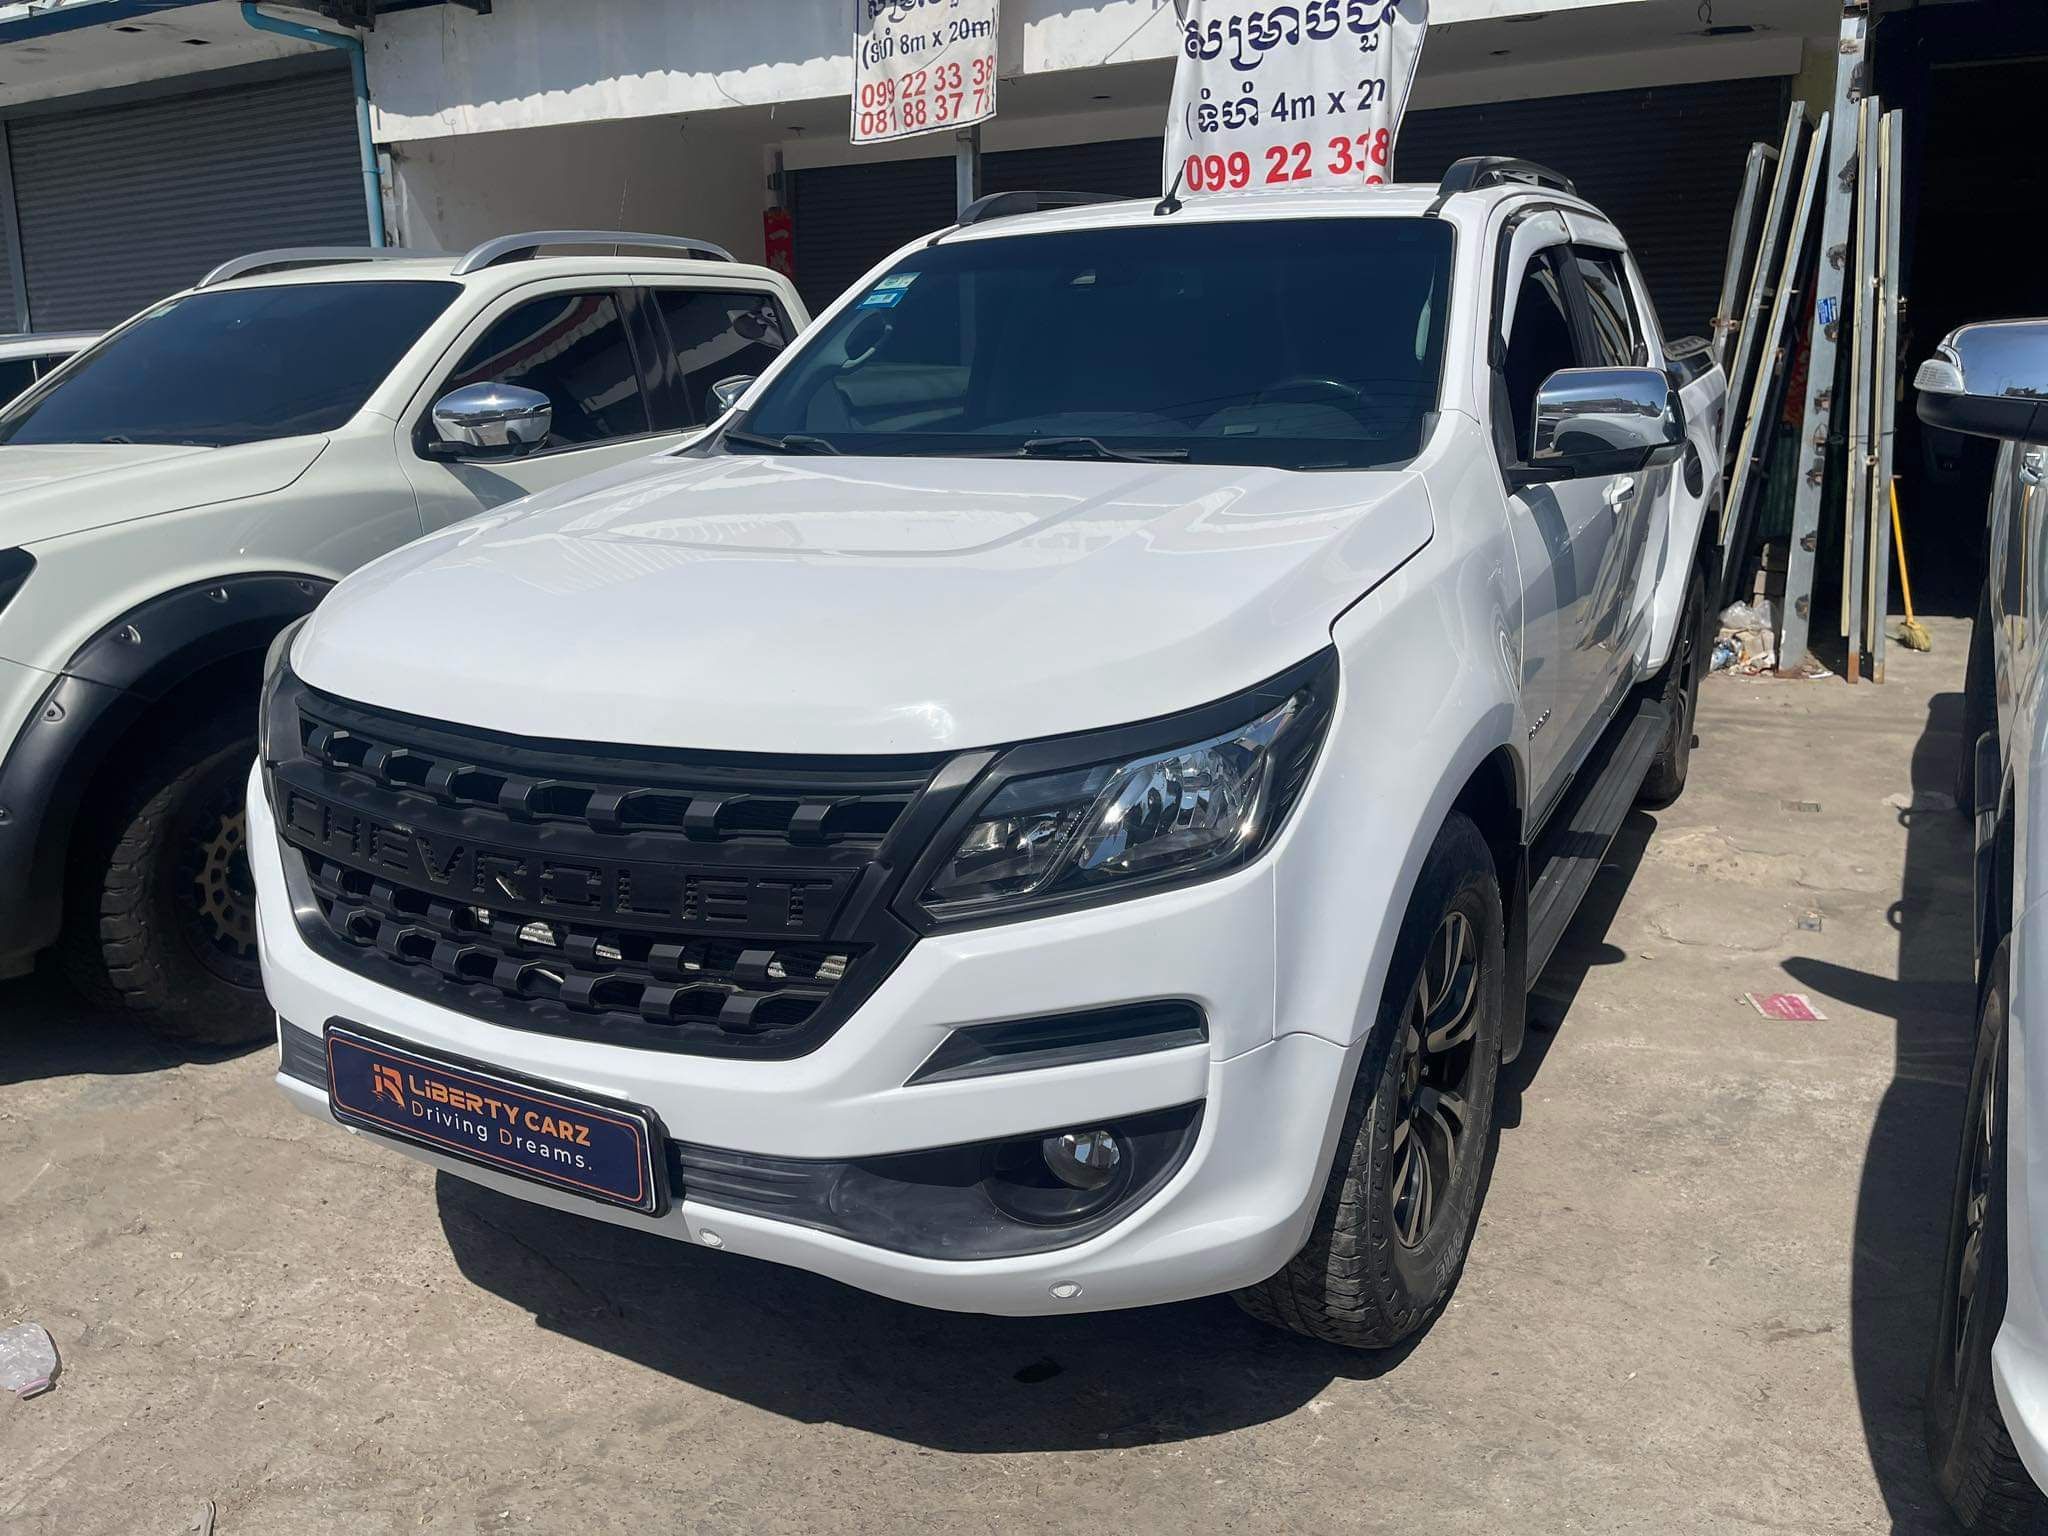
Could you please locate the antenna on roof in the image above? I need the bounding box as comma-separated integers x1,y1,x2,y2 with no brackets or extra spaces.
1154,162,1187,218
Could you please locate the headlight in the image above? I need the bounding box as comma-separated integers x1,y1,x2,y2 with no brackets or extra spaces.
914,650,1336,924
257,616,310,771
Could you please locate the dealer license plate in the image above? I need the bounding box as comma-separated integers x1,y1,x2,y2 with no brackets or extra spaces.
325,1024,664,1215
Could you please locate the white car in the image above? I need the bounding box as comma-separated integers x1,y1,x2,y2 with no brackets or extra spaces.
1917,319,2048,1529
0,331,96,403
253,163,1725,1343
0,234,806,1041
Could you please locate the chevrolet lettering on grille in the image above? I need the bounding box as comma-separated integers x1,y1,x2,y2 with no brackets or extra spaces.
279,787,854,940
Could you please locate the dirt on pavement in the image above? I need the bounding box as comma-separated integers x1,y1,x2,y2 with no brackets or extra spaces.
0,618,1978,1533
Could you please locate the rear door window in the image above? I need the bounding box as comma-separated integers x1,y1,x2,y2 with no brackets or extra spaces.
438,291,649,448
646,288,794,428
0,360,34,401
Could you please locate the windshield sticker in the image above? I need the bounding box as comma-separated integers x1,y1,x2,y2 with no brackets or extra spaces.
857,288,906,309
873,273,917,292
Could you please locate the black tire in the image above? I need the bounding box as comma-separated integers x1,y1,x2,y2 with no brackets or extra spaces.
1233,812,1503,1349
1927,940,2048,1532
1959,584,1996,819
1639,563,1707,809
60,714,272,1045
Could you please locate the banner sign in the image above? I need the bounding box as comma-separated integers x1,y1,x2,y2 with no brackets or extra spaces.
1163,1,1429,197
853,0,999,144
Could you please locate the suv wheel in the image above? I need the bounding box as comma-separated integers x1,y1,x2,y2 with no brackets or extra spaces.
1233,812,1503,1348
1639,564,1706,808
62,715,272,1045
1927,939,2048,1531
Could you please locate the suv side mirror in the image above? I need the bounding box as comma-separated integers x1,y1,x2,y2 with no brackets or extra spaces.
1519,366,1684,485
1916,320,2048,442
708,375,755,414
429,382,552,459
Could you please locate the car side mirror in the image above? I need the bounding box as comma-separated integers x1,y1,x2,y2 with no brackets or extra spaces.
708,375,756,414
1915,320,2048,442
1516,365,1684,486
429,382,552,459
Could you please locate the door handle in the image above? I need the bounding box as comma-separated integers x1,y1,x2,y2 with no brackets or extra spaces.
2023,450,2045,486
1603,476,1638,511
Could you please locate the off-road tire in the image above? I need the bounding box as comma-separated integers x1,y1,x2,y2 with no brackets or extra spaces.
1639,563,1707,808
60,715,272,1045
1233,812,1503,1349
1927,940,2048,1532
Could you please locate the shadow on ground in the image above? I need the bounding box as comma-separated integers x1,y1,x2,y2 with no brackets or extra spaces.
435,816,1653,1453
0,963,263,1086
1784,687,1978,1534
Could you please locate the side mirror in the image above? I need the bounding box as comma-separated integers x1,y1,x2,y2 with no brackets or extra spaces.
1519,365,1684,484
708,375,756,414
429,382,551,458
1915,320,2048,442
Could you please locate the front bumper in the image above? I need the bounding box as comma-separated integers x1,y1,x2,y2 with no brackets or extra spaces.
251,765,1360,1315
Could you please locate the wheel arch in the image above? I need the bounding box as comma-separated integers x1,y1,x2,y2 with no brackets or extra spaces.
0,572,330,970
1447,742,1530,1063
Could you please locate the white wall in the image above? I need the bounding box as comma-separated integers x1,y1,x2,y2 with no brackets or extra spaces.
386,114,765,262
365,0,1742,142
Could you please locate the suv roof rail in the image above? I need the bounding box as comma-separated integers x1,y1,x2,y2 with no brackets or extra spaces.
451,230,736,274
955,190,1122,227
1433,156,1578,202
198,246,443,288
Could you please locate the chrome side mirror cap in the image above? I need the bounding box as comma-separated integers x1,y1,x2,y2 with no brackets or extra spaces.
1522,365,1684,484
708,374,756,414
430,382,552,458
1915,320,2048,442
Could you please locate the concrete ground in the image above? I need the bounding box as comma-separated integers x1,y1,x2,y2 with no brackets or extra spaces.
0,618,1980,1534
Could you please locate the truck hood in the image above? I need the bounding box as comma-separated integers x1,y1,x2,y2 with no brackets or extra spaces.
0,437,327,546
296,450,1433,754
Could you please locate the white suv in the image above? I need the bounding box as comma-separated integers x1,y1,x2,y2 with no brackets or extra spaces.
254,167,1724,1344
0,235,805,1040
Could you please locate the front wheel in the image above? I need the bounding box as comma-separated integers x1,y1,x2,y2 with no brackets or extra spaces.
1639,564,1706,808
1233,812,1503,1348
61,715,273,1045
1927,940,2048,1531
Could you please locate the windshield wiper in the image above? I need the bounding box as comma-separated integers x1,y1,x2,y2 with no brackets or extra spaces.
1006,436,1189,464
723,426,839,455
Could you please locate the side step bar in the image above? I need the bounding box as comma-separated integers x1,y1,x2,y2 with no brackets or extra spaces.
1526,699,1669,981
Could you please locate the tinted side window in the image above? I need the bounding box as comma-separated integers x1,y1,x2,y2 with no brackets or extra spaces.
1574,249,1641,368
443,292,648,448
1501,251,1581,460
0,360,34,401
648,289,793,427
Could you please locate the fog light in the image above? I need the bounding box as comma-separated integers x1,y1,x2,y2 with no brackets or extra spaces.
1043,1129,1121,1191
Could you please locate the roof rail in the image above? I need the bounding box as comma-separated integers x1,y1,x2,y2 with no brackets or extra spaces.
451,230,735,275
1431,156,1577,205
198,246,441,288
955,190,1121,227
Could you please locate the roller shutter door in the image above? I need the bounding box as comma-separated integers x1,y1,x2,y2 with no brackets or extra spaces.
1394,76,1791,341
787,77,1783,336
788,136,1165,313
5,65,364,333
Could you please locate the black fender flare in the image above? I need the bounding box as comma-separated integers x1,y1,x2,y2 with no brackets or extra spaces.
0,573,330,971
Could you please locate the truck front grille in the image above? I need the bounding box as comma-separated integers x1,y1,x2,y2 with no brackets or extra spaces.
270,687,959,1058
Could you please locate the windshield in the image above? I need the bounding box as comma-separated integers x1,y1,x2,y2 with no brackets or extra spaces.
0,281,460,449
733,216,1453,471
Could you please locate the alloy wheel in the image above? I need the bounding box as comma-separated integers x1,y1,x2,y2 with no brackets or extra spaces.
1390,908,1483,1249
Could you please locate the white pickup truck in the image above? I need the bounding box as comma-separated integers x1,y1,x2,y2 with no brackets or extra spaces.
253,160,1726,1346
0,234,805,1041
